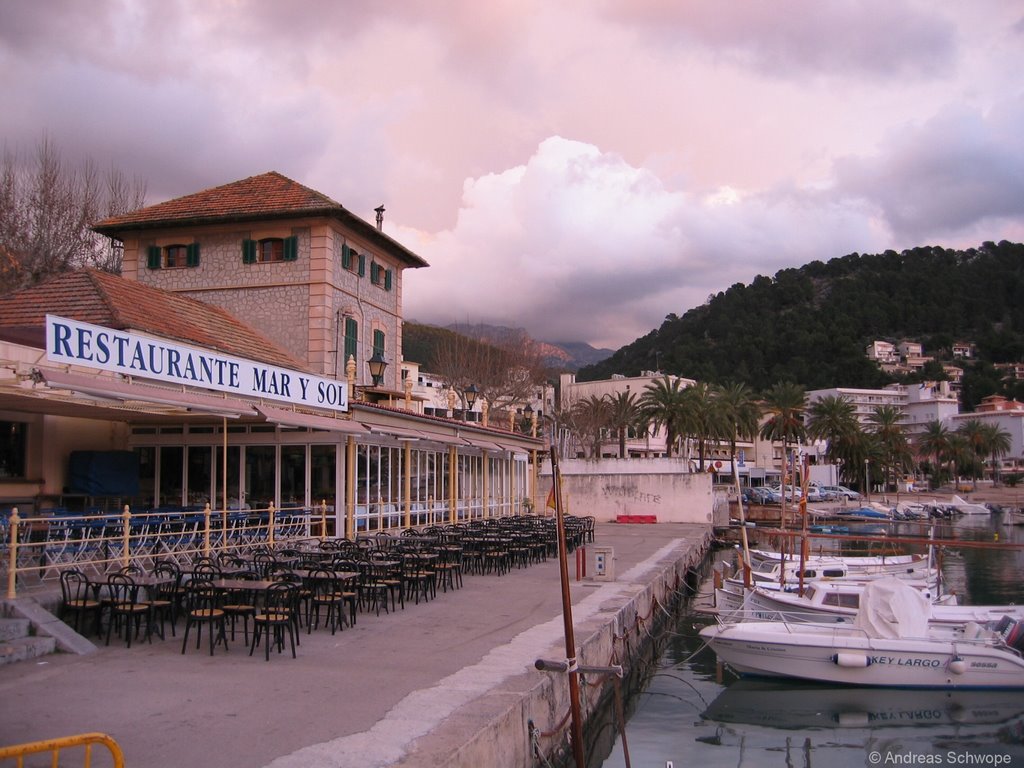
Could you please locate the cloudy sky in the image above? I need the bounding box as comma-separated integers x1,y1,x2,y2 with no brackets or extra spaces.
3,1,1023,349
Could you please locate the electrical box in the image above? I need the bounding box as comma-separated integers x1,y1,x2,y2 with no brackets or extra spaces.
593,546,615,581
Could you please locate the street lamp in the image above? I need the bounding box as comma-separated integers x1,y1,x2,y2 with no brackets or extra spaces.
367,351,388,387
464,384,478,421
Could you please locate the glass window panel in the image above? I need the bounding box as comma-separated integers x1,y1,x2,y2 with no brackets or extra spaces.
215,445,242,509
134,447,156,509
187,446,212,507
281,445,306,507
159,446,184,508
245,445,276,511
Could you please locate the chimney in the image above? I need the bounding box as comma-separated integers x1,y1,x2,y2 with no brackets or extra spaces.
374,205,385,231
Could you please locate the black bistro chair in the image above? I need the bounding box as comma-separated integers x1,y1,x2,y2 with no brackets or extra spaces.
59,568,102,637
181,579,229,656
250,582,297,661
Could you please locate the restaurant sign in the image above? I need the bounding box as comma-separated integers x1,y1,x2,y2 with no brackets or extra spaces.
45,315,348,412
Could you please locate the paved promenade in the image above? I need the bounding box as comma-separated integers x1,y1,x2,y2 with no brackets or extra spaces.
0,522,712,768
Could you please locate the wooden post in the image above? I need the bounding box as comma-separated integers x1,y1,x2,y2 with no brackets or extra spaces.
346,436,356,540
121,505,132,570
6,507,19,599
549,447,586,768
404,440,412,529
203,503,212,557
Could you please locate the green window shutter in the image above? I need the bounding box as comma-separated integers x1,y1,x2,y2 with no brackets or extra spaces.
186,243,201,267
373,329,385,356
358,253,366,277
242,239,256,264
147,246,161,270
370,262,379,283
283,235,298,261
342,244,352,269
384,269,392,291
344,317,359,365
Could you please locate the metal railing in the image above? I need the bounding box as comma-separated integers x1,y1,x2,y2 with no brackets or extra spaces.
0,731,125,767
3,502,331,598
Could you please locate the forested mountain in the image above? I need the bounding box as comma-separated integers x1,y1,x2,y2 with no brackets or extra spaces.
578,241,1024,410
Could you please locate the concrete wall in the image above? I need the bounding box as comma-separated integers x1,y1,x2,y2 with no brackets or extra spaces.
540,458,714,523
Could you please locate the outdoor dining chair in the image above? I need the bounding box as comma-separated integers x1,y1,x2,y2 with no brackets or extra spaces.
59,568,102,637
181,579,229,656
250,581,297,661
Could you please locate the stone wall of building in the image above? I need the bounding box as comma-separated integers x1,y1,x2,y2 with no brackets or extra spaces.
539,457,713,523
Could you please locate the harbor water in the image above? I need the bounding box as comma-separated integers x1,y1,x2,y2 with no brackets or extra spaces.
599,512,1024,768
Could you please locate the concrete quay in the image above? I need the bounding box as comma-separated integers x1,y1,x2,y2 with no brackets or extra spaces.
0,522,713,768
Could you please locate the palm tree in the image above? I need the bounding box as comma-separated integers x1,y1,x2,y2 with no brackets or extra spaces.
682,382,721,470
568,394,611,458
946,432,976,489
641,376,688,458
867,404,912,495
606,391,643,458
714,381,762,569
980,421,1012,485
759,382,807,446
805,394,859,478
759,382,806,521
957,418,988,489
759,381,807,479
715,382,763,480
916,420,952,489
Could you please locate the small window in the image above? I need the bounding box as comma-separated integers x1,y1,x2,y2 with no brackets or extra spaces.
147,243,199,269
166,245,187,268
242,236,298,264
260,239,284,262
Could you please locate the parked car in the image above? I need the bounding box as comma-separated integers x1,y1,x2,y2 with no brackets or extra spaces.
766,484,802,501
806,484,839,502
742,486,778,505
821,485,860,501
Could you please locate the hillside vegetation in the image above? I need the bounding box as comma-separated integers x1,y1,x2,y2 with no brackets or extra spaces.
578,241,1024,410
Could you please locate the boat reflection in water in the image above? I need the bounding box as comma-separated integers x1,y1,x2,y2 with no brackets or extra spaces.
696,680,1024,768
702,679,1024,732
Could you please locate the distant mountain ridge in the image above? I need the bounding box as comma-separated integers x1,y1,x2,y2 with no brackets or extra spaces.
402,321,612,372
578,241,1024,411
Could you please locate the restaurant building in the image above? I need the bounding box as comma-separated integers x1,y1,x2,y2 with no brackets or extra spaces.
0,172,542,535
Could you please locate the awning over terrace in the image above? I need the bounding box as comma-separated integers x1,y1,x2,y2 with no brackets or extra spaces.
255,403,367,434
37,367,256,420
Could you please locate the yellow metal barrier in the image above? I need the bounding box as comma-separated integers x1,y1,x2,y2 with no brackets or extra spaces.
0,731,125,767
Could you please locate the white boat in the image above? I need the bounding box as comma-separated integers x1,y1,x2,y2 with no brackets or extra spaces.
714,572,945,614
942,495,992,515
745,548,920,571
744,551,932,585
1001,509,1024,527
741,581,1024,627
700,579,1024,688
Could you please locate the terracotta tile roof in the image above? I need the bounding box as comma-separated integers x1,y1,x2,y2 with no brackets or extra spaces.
0,269,309,371
93,171,428,268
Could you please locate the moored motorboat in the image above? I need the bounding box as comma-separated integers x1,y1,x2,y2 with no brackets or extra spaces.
745,548,920,571
1001,509,1024,527
741,581,1023,626
701,579,1024,689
